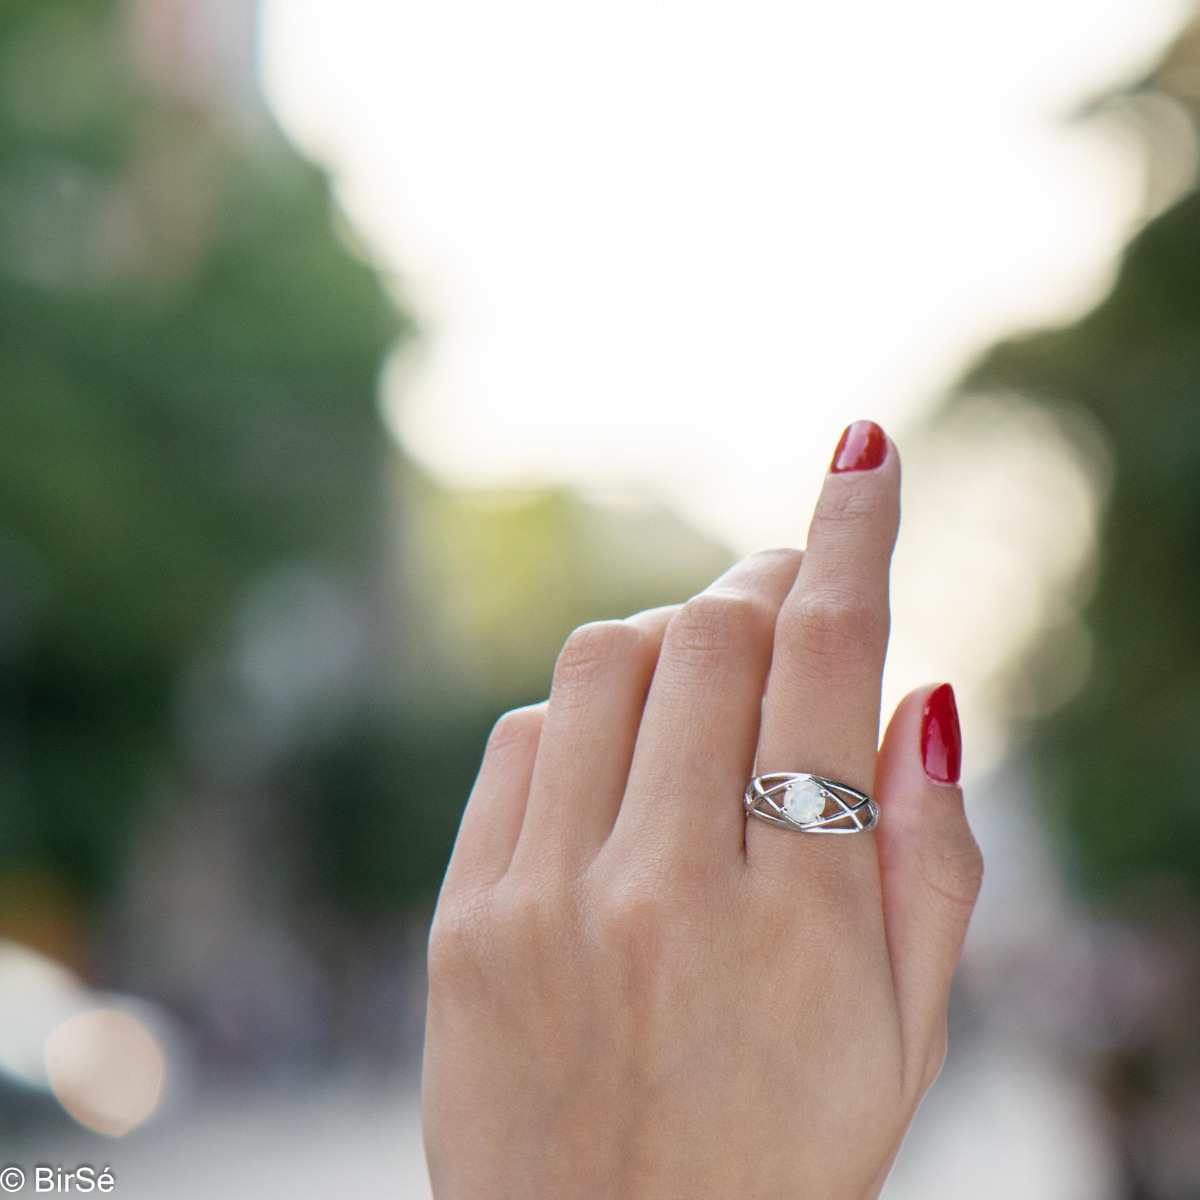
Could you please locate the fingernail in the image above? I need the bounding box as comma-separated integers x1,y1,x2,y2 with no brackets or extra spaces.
830,420,887,473
921,683,962,784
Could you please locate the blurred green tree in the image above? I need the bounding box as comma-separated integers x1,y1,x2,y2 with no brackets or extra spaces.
0,0,406,906
947,14,1200,897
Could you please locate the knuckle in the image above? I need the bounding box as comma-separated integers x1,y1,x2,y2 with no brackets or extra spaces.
490,879,568,959
428,880,572,997
553,620,645,696
668,590,771,662
590,862,709,975
594,876,666,968
776,591,887,669
920,829,985,914
485,705,543,758
754,546,804,568
426,895,490,990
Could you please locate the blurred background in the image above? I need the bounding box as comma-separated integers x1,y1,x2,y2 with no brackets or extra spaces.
2,0,1200,1194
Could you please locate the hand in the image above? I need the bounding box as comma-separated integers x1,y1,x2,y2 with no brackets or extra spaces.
421,422,983,1200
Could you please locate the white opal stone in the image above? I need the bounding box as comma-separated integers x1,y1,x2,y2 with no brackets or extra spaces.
781,778,827,824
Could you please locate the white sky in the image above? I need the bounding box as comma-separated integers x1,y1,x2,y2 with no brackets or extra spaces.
260,0,1187,554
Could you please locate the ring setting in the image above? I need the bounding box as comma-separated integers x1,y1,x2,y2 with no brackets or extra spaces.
744,772,878,834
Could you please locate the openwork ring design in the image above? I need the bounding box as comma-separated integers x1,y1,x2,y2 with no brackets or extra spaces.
744,772,879,834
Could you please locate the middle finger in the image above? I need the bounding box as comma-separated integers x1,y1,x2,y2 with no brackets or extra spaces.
749,421,900,884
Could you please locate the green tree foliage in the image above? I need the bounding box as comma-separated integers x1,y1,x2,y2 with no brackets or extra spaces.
949,16,1200,896
0,0,406,897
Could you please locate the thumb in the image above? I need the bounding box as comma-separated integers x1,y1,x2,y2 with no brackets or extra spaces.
874,682,982,1090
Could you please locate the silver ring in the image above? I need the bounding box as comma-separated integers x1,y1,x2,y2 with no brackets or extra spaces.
744,772,878,834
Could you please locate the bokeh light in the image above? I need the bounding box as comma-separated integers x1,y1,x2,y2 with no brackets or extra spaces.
45,1008,165,1137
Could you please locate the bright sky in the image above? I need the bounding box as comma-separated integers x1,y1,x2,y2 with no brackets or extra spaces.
260,0,1187,554
259,0,1189,763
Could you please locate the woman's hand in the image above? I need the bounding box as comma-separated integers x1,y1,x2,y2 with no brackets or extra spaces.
421,422,982,1200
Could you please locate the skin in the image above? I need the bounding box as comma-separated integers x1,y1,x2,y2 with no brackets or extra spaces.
421,433,983,1200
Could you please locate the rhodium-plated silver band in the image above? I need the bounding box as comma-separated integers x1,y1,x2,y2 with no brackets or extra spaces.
744,772,879,834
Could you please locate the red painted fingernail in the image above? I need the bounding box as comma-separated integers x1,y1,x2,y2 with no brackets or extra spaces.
921,683,962,784
830,420,888,473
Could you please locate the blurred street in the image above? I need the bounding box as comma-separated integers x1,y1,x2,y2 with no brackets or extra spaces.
11,1077,432,1199
8,1028,1116,1200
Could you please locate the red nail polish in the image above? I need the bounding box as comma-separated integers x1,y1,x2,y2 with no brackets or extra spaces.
921,683,962,784
830,420,888,473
